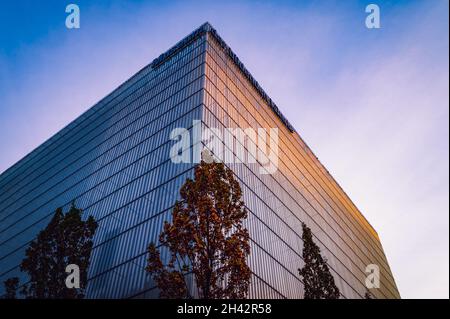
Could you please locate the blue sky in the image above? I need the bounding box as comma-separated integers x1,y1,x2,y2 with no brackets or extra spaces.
0,0,448,298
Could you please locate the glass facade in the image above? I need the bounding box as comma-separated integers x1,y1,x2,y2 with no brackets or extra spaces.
0,23,400,299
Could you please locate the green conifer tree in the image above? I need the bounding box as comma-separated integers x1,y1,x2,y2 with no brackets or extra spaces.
298,222,340,299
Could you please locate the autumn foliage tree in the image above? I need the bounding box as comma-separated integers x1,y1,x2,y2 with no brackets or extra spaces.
2,203,97,299
298,222,340,299
147,159,251,299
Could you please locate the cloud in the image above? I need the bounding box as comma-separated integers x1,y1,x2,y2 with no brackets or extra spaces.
278,1,449,298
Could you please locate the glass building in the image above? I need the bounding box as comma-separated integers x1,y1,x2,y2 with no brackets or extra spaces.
0,23,400,299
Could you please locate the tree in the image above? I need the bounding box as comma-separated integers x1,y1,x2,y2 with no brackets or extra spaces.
3,277,19,299
3,203,98,299
298,222,340,299
147,158,251,299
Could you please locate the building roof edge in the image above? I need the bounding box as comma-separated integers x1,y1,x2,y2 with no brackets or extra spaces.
150,22,296,133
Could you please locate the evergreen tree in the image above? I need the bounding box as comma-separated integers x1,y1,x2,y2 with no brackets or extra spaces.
147,158,251,299
298,222,340,299
3,203,97,299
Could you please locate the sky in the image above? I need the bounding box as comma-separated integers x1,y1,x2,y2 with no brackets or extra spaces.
0,0,448,298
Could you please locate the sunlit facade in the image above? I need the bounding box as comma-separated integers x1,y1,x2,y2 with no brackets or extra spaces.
0,23,400,299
